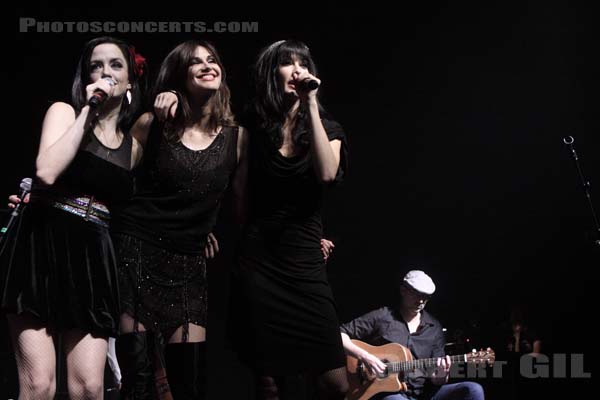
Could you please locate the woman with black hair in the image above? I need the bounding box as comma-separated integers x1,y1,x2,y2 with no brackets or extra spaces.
1,36,145,399
230,40,349,399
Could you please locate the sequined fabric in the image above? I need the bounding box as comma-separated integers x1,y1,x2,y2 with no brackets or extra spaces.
111,123,238,342
49,195,110,227
112,124,239,254
114,233,207,342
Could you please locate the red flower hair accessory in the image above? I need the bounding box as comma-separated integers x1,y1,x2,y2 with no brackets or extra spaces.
129,46,146,78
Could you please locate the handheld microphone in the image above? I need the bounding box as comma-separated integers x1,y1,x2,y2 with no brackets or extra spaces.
88,78,116,108
298,79,320,91
18,177,32,198
0,177,32,240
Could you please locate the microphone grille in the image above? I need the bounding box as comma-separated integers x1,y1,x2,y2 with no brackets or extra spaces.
20,177,32,191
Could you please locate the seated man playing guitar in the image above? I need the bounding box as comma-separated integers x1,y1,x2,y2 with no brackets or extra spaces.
340,270,486,400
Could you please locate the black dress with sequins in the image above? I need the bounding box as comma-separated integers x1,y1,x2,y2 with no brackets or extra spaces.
229,118,349,375
111,120,239,341
1,129,134,337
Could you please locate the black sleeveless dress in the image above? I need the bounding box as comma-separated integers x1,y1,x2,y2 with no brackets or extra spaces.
0,129,134,337
230,118,348,374
111,121,239,341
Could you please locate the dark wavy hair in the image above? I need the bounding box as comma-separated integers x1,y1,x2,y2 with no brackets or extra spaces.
71,36,146,132
152,40,236,141
251,40,326,148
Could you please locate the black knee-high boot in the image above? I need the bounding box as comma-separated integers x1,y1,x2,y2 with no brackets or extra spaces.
116,332,156,399
165,342,206,399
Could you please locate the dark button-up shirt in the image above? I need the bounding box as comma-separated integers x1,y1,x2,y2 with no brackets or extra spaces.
340,306,445,398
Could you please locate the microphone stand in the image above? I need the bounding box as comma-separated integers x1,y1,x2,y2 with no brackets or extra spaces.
563,136,600,246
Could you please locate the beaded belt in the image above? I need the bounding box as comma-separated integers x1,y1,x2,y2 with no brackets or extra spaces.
50,195,111,228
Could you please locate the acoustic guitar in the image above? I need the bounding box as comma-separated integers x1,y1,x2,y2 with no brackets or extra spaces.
346,339,495,400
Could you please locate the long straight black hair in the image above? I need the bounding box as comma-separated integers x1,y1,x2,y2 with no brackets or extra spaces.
251,40,326,148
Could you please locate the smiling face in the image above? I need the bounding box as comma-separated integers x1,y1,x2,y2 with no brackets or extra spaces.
185,46,222,96
88,43,131,96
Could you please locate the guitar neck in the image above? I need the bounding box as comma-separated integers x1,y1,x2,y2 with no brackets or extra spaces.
388,354,467,373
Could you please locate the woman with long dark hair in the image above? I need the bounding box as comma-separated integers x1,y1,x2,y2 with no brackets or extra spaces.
1,36,145,399
111,39,247,399
230,40,349,399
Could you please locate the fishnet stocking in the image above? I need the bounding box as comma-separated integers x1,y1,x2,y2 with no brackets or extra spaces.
63,329,108,399
7,314,57,400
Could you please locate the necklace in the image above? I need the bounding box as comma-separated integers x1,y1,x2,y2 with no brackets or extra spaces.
93,126,123,158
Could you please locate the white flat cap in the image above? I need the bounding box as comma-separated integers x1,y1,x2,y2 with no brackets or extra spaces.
403,270,436,295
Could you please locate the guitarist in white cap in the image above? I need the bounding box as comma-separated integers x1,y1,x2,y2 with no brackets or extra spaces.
340,270,485,400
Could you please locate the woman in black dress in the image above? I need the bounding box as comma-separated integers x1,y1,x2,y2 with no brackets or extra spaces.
1,36,144,399
111,40,247,399
231,40,349,399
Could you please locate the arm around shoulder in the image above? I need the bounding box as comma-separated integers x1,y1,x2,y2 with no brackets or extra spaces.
129,112,154,168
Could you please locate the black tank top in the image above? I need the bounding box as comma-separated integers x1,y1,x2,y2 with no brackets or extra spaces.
112,120,239,254
31,128,134,208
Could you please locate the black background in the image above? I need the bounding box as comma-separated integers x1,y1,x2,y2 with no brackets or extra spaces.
2,1,597,398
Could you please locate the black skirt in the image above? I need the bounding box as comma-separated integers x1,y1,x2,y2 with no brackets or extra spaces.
0,205,120,337
230,224,346,375
113,233,208,342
